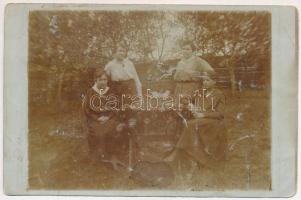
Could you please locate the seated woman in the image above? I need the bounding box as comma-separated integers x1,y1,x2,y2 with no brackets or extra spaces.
82,69,120,162
164,75,228,168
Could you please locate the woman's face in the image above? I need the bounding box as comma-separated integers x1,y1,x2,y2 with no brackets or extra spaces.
181,44,193,59
96,74,108,89
203,77,215,89
115,47,126,60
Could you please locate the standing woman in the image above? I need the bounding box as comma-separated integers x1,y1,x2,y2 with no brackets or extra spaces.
104,46,142,96
104,45,142,105
104,45,142,170
174,41,215,104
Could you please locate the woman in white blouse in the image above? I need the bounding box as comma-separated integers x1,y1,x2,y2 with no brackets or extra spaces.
105,45,142,99
174,41,215,104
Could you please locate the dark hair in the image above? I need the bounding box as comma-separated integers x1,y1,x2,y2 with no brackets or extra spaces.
113,43,127,54
94,69,108,81
179,40,196,51
202,72,217,83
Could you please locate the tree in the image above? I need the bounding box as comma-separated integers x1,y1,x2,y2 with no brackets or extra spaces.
29,10,174,109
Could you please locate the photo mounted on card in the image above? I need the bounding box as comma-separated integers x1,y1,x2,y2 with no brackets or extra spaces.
3,3,298,197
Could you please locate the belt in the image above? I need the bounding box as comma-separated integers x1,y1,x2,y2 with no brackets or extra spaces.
175,80,200,83
111,79,134,83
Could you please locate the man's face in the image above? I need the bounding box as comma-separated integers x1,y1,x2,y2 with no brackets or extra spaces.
181,44,193,59
115,47,126,60
96,74,108,89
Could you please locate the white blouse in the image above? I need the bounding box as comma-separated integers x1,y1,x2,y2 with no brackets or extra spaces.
104,58,142,97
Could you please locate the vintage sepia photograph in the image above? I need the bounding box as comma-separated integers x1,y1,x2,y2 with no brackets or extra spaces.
26,7,272,191
3,1,299,197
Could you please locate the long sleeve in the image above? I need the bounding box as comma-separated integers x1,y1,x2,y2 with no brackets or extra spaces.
104,62,111,77
188,103,202,118
128,61,142,97
84,90,100,121
212,90,226,112
174,60,193,81
84,89,115,121
196,57,215,75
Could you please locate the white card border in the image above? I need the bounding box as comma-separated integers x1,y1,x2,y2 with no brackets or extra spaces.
1,2,299,198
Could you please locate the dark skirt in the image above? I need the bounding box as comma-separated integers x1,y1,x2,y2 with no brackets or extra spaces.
109,79,137,119
176,118,228,166
109,79,136,97
174,81,201,97
86,117,120,158
174,81,202,106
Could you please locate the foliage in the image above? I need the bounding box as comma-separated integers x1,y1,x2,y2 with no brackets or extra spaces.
28,10,271,106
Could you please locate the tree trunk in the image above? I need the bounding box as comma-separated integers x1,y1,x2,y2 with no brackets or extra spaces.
46,72,55,105
56,69,66,110
229,66,236,94
46,83,53,105
226,58,237,95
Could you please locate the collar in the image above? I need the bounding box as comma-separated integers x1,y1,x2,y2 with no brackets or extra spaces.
182,55,195,62
113,58,125,64
113,58,131,65
92,84,109,96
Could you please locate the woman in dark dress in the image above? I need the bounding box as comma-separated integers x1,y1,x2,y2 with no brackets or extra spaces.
83,69,120,161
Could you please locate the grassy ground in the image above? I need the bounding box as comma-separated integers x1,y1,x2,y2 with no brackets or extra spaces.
28,89,271,191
